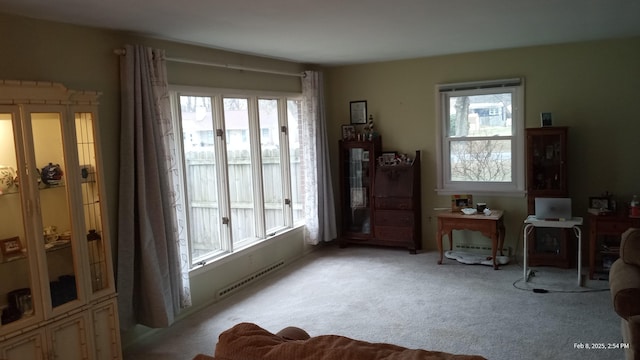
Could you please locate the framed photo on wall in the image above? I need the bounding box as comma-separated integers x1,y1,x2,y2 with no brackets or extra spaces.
350,100,367,124
0,237,22,256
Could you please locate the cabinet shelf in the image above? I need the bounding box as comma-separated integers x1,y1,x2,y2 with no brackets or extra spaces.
1,242,72,265
0,189,19,197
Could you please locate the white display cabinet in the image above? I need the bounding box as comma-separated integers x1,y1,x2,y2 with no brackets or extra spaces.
0,80,121,359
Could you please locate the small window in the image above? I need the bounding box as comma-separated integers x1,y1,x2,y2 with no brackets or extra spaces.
436,78,525,196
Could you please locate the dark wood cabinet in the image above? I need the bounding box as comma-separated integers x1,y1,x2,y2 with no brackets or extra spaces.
588,213,640,279
338,141,422,253
525,127,572,268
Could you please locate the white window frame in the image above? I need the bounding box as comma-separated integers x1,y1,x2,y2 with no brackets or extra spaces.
435,78,525,196
169,85,303,268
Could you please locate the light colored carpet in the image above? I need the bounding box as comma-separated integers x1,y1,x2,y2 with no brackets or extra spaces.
123,244,624,360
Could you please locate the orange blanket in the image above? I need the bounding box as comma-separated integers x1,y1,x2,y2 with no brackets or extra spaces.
212,323,486,360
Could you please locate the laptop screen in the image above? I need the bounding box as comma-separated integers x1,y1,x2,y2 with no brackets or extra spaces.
535,197,572,220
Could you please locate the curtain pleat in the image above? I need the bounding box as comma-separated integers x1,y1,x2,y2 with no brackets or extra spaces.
302,71,337,244
117,44,190,329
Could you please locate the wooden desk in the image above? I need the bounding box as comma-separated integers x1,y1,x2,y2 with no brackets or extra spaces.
436,210,505,270
588,213,640,280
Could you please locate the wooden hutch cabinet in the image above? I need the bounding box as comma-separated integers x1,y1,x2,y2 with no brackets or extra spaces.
588,213,640,279
525,126,572,268
373,151,422,253
0,81,121,359
338,137,422,253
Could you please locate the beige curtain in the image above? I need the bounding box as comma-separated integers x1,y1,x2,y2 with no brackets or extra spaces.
117,44,191,329
301,71,337,244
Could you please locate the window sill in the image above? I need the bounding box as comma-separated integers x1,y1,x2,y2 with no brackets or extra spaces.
188,224,305,276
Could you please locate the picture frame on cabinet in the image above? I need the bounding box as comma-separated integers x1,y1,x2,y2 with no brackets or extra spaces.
0,236,22,256
540,112,553,127
342,125,355,140
382,152,397,165
350,100,367,124
451,194,473,211
589,197,611,211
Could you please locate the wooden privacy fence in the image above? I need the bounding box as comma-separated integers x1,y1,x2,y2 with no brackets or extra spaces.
185,148,302,258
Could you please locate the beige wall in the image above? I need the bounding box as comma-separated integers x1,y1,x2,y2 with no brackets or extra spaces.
325,37,640,252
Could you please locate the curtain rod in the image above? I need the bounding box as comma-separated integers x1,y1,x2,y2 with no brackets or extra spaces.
114,48,305,78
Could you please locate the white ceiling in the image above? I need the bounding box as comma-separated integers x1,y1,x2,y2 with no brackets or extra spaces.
2,0,639,66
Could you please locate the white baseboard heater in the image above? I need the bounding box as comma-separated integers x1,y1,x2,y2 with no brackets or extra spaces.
216,260,285,299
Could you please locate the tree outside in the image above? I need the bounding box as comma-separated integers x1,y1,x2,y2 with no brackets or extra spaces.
448,93,512,182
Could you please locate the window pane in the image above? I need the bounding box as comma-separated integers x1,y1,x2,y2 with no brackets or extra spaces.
180,96,223,261
450,139,512,182
224,98,256,243
448,93,512,137
287,100,303,223
258,99,284,232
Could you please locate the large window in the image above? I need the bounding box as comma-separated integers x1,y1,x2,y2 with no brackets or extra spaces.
436,78,525,195
172,88,303,266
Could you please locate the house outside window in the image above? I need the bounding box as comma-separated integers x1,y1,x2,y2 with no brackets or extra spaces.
436,78,525,196
171,87,303,266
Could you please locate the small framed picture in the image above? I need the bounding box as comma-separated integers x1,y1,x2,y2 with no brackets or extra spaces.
382,152,396,165
589,197,610,210
540,112,552,127
341,125,355,140
350,100,367,124
451,194,473,211
0,237,22,256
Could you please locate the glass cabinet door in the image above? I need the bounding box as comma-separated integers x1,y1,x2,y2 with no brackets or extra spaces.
29,112,79,309
0,110,38,330
341,143,374,236
75,111,109,294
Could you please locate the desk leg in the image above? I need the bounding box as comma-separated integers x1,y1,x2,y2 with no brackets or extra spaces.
491,234,498,270
523,224,534,282
437,228,452,265
498,221,505,256
487,220,506,270
589,226,596,280
437,224,444,265
574,226,583,287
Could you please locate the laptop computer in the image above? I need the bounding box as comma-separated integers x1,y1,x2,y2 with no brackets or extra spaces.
534,197,572,220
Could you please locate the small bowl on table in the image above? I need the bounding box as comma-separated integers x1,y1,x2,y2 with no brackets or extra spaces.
461,208,477,215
